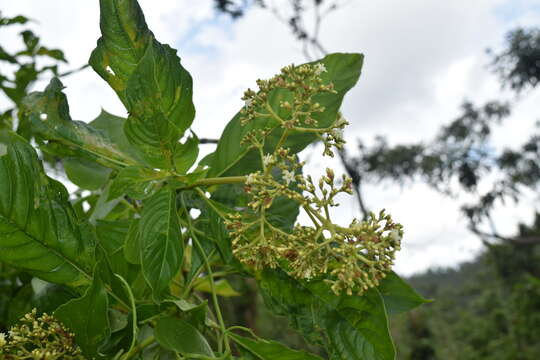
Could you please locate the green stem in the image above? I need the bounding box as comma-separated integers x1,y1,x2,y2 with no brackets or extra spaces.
275,128,289,150
263,101,331,134
115,274,138,356
121,335,155,360
181,196,231,354
303,204,327,225
177,176,246,190
265,101,286,124
194,187,228,220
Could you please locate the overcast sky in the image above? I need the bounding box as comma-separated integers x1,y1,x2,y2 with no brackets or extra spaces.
1,0,539,275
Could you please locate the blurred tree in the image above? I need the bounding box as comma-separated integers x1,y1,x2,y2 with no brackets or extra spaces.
392,213,540,359
0,12,71,137
213,0,346,60
347,27,540,243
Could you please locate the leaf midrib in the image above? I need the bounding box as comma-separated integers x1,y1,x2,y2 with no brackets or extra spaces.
0,213,92,282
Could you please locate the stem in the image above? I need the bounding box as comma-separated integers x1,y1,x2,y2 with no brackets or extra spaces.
181,196,231,354
177,176,246,190
275,128,289,150
194,188,228,220
121,336,155,360
303,203,327,224
115,274,138,356
120,198,139,213
323,203,331,222
181,264,206,299
265,101,286,124
303,205,322,228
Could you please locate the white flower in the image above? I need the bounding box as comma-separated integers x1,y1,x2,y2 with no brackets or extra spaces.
244,98,253,108
303,268,313,280
282,170,295,185
389,229,401,242
331,128,344,138
263,154,274,167
0,332,6,347
314,62,327,76
246,173,257,184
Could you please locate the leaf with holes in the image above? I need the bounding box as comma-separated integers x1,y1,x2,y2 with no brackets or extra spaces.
90,0,195,169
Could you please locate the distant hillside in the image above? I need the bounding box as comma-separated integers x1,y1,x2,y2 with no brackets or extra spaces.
391,230,540,360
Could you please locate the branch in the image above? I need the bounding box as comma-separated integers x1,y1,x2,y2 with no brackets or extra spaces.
200,137,219,144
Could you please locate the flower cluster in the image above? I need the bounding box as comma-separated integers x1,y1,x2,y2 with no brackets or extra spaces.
0,309,85,360
224,62,404,296
240,62,335,126
226,151,402,295
239,62,347,156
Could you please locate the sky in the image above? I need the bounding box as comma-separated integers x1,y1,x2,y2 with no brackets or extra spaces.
1,0,539,275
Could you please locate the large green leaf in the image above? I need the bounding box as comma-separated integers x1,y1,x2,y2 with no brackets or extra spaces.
259,269,395,360
95,219,138,281
0,132,94,287
63,157,111,190
124,218,142,266
22,78,138,168
108,166,166,200
30,279,77,314
229,333,323,360
208,53,363,178
55,266,110,358
155,316,214,357
192,192,234,263
139,187,183,299
194,278,240,297
90,0,195,169
90,109,146,165
378,271,430,316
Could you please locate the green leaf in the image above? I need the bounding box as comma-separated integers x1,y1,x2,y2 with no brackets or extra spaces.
89,0,154,102
139,187,183,299
55,266,110,358
36,46,67,62
378,271,430,315
7,285,33,326
108,166,165,200
0,132,94,287
90,0,195,169
208,53,363,178
155,316,214,357
229,333,323,360
259,269,395,360
22,78,138,168
90,109,146,165
174,134,199,174
108,308,128,333
89,184,121,224
194,278,240,297
124,218,142,265
64,157,111,190
30,278,77,314
0,14,29,26
95,220,139,282
167,299,208,327
193,192,234,263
